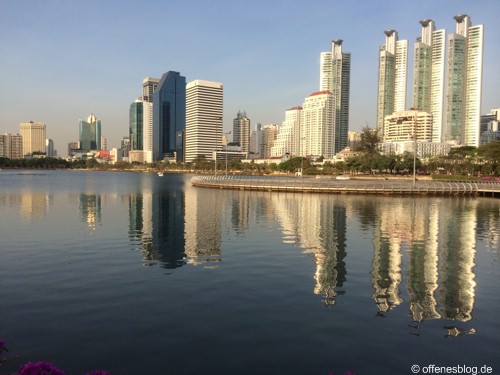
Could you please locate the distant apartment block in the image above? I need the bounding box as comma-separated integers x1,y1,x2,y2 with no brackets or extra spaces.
271,107,302,157
301,91,335,159
0,133,23,159
233,111,251,155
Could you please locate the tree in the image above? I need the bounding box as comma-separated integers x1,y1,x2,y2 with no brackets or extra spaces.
358,127,381,155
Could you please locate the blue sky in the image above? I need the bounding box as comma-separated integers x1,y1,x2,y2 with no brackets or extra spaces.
1,0,499,155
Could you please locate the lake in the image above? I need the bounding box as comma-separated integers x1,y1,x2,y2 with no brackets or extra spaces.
0,170,499,375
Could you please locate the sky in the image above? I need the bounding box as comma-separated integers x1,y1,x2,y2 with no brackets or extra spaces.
1,0,499,156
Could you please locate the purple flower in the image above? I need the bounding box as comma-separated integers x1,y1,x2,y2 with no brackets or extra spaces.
18,361,65,375
86,371,110,375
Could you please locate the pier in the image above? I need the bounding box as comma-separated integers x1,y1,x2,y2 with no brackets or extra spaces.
191,175,500,197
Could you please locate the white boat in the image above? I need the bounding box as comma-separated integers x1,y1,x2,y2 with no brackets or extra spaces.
157,172,164,177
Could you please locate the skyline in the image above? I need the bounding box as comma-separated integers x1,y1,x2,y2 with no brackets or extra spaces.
1,0,499,155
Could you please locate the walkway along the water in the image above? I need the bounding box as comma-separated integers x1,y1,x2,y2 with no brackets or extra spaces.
191,175,500,198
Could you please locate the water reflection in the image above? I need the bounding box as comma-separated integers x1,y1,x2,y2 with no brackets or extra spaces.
269,194,347,306
79,194,101,229
2,176,497,329
122,179,497,325
128,180,222,268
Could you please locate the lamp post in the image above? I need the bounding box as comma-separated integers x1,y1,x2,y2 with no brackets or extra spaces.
214,116,223,176
300,136,306,178
413,127,417,187
223,131,231,176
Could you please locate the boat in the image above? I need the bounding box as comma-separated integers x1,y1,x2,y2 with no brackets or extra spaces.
157,171,164,177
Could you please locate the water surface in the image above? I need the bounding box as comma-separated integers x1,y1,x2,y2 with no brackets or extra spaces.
0,170,499,374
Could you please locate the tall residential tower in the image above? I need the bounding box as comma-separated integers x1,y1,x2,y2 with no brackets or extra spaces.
412,20,446,142
320,40,351,154
376,30,408,137
445,15,484,147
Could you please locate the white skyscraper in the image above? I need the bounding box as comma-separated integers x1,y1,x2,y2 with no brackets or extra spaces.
412,20,446,143
445,15,484,147
300,91,335,159
185,80,223,163
271,106,302,157
142,101,154,163
376,30,408,136
320,40,351,154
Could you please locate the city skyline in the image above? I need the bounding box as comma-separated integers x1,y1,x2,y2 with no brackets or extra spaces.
1,1,499,155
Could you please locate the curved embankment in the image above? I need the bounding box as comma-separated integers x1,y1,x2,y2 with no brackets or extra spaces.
191,175,500,197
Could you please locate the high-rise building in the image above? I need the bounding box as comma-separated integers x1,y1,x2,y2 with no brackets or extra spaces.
233,111,251,155
376,30,408,136
20,121,46,156
271,106,302,157
142,77,160,103
320,40,351,154
300,91,335,159
130,100,143,151
79,114,101,151
185,80,223,163
153,71,186,161
259,124,278,159
412,20,446,142
45,139,55,157
0,133,23,159
445,15,484,147
100,136,108,151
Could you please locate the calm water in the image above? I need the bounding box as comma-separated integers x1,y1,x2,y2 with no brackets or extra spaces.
0,170,499,375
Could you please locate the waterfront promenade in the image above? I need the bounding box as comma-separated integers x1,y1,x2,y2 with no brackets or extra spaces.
191,175,500,197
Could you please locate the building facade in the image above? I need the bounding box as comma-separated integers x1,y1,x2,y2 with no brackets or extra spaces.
412,20,446,143
79,114,101,151
445,15,484,147
383,110,433,142
233,111,251,155
258,124,278,159
153,71,186,161
376,30,408,136
301,91,335,159
20,121,46,156
130,100,143,151
0,133,23,159
320,40,351,154
45,138,55,157
271,106,302,157
185,80,223,163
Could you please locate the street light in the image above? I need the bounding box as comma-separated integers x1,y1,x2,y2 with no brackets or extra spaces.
412,126,417,187
214,116,223,176
223,131,231,176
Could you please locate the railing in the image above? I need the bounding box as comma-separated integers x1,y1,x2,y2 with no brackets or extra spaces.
191,175,500,197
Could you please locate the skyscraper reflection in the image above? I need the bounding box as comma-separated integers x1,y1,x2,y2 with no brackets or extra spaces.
79,194,101,229
271,194,347,306
128,175,223,268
